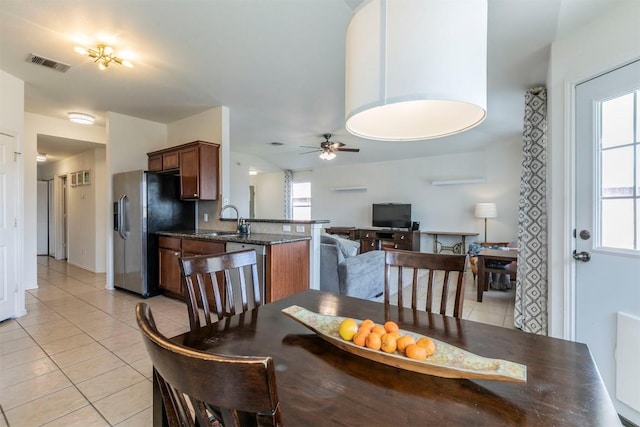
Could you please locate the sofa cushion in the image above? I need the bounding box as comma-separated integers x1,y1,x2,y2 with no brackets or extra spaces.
321,233,360,259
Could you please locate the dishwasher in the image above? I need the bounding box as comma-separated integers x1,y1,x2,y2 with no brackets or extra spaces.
226,242,266,311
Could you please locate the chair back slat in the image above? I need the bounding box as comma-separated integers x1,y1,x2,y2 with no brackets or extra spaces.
136,303,283,426
180,249,262,331
384,249,467,318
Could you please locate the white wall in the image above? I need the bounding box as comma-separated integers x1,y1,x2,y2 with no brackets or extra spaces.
548,1,640,339
251,170,286,220
251,143,522,250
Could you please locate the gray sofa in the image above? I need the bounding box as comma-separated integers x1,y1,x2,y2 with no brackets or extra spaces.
319,234,385,300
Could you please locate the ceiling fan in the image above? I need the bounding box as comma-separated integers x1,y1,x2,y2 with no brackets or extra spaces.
300,134,360,160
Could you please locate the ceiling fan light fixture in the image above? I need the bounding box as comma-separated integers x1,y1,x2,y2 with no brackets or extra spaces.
68,112,95,125
345,0,487,141
319,150,336,160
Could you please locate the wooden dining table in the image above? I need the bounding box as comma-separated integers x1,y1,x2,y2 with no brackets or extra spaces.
155,290,620,426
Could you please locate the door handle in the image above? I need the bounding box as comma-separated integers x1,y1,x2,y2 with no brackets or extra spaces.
573,250,591,262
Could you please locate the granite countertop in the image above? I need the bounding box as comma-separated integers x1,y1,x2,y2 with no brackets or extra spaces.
156,230,311,245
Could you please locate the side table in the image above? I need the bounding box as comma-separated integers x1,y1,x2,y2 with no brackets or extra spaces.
423,231,479,254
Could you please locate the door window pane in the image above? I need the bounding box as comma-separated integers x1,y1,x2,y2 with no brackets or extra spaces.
601,93,634,148
601,146,633,197
602,199,634,249
598,90,639,250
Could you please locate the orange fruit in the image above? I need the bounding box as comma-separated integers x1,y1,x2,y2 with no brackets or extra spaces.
352,331,368,347
380,334,397,353
338,318,359,341
365,332,382,350
416,337,436,356
384,321,399,333
396,335,416,353
371,325,387,336
386,331,400,340
359,319,375,333
405,344,428,361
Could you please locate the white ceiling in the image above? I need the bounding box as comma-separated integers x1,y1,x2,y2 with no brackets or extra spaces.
0,0,624,171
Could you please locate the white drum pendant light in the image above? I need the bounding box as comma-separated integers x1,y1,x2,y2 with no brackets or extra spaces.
345,0,488,141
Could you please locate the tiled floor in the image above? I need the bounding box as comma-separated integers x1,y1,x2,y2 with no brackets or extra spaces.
0,256,514,426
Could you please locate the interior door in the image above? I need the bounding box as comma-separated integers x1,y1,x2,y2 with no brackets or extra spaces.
575,60,640,424
0,132,18,321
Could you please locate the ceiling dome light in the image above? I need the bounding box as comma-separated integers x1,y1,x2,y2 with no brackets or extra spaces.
68,112,95,125
345,0,487,141
36,153,47,162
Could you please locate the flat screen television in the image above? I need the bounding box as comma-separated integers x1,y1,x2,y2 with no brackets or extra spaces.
372,203,411,229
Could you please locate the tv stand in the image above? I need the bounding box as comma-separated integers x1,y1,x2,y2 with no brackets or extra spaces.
358,228,420,253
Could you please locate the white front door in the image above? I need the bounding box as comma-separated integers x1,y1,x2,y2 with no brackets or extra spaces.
575,60,640,424
0,132,18,321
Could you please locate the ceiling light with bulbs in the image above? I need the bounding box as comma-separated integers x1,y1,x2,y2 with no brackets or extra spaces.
74,43,134,70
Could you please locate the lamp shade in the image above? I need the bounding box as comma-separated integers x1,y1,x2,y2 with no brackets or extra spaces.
345,0,487,141
475,203,497,219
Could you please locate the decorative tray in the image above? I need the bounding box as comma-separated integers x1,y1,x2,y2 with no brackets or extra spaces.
282,305,526,383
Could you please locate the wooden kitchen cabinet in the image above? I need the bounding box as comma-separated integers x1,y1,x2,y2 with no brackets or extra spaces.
266,240,310,302
147,141,220,200
158,236,182,297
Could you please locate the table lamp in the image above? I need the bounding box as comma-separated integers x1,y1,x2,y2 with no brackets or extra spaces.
475,203,497,242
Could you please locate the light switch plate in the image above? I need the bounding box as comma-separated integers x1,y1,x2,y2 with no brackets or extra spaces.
283,225,291,232
296,225,305,232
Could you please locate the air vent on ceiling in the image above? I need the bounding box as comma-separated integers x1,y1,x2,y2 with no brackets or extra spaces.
26,53,71,72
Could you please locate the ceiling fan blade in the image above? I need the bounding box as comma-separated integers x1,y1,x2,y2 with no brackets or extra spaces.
300,145,320,149
330,142,345,149
336,148,360,152
300,149,321,154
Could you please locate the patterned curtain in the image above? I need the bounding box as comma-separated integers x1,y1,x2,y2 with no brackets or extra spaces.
515,87,548,335
284,170,293,220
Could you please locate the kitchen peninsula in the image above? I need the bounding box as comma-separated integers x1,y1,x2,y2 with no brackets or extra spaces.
156,229,311,304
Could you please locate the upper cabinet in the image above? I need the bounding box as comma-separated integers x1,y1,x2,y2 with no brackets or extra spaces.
148,141,220,200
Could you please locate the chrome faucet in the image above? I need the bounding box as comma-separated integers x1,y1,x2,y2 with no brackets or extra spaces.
221,204,240,231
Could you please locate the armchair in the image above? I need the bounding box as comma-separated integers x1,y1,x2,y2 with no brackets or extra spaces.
320,234,385,300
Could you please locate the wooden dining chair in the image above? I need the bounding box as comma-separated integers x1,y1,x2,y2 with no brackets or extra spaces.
384,249,467,318
179,249,262,331
136,303,283,427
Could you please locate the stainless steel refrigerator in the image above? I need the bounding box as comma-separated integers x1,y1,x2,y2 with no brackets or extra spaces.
113,170,195,297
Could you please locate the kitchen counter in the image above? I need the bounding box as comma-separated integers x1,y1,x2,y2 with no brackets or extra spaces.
156,230,311,245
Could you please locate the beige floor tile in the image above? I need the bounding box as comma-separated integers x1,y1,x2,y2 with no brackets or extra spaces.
5,386,88,426
50,341,110,368
112,341,149,364
114,407,152,426
41,332,96,355
62,352,125,383
27,323,85,345
41,405,110,427
77,365,147,402
93,379,152,425
100,330,143,352
0,319,21,332
129,356,154,379
0,335,38,356
0,369,71,409
468,310,506,327
0,356,59,388
0,345,49,370
0,327,29,342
